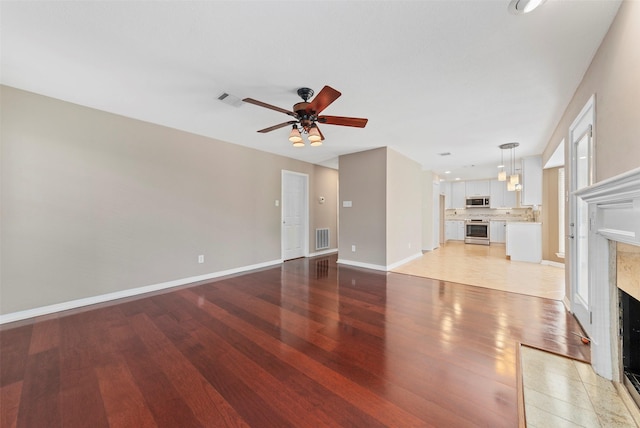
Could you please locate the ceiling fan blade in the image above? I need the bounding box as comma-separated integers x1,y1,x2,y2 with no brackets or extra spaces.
256,121,298,133
307,86,341,114
243,98,296,116
318,115,368,128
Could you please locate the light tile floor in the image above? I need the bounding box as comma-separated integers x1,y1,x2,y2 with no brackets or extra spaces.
521,346,640,427
393,241,565,300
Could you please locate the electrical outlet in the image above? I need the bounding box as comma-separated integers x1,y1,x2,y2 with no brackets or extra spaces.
351,245,356,252
198,255,204,263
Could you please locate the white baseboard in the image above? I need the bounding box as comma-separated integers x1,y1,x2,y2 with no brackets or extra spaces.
336,259,388,272
308,248,338,257
337,252,423,272
541,260,565,269
0,259,283,325
386,252,424,270
563,296,572,313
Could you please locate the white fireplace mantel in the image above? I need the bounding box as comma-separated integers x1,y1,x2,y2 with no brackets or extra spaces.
575,166,640,380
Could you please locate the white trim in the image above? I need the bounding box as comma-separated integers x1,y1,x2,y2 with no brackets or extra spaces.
308,248,338,257
541,260,565,269
337,252,423,272
336,259,388,272
386,252,424,270
281,170,310,260
0,259,282,325
568,94,596,337
563,296,572,313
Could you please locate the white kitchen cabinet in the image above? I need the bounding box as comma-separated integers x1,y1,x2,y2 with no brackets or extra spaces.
521,156,542,206
506,222,541,263
451,182,466,209
441,181,452,209
445,220,465,241
490,179,517,208
490,220,506,243
465,180,490,197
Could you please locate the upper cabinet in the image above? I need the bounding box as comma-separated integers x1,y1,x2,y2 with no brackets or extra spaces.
490,179,517,208
520,155,542,206
465,180,490,196
440,181,452,209
451,181,466,209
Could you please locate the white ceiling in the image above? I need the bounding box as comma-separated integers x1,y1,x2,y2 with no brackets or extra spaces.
0,0,621,180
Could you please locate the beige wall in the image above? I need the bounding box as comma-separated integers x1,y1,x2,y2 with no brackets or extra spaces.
386,148,422,265
541,1,640,298
542,167,563,264
338,147,421,268
543,0,640,180
421,171,437,251
338,148,387,266
1,86,338,314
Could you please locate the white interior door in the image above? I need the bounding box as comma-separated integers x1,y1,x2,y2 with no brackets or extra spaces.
569,96,595,336
282,170,308,261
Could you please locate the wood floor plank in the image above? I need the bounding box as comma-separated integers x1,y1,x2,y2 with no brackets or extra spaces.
0,255,591,427
16,348,61,427
128,312,252,428
0,381,22,428
0,325,32,387
27,318,60,355
58,313,110,428
95,360,157,428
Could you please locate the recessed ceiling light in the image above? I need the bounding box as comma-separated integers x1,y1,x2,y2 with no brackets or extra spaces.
455,177,461,181
508,0,546,15
445,171,451,174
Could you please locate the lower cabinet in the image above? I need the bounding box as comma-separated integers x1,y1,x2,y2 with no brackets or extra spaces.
490,221,506,243
445,220,465,241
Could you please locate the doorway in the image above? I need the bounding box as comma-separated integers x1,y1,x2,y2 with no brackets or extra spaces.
569,95,595,336
281,170,309,261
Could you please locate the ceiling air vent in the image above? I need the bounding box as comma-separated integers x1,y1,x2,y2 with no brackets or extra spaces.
217,92,243,107
438,152,452,156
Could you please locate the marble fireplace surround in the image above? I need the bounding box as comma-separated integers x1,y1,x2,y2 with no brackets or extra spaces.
575,166,640,385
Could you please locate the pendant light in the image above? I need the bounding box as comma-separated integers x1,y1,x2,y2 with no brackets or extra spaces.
499,142,520,191
497,148,506,181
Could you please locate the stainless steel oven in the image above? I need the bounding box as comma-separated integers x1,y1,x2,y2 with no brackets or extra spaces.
465,219,490,245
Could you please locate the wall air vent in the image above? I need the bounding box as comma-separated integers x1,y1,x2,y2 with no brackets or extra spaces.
217,92,243,107
315,228,330,250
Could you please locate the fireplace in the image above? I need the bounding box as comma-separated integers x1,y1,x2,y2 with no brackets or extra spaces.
575,166,640,405
618,242,640,405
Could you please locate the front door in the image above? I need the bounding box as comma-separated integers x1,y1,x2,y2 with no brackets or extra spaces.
569,96,595,336
282,170,308,261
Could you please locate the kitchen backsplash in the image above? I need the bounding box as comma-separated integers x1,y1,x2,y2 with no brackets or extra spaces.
445,207,535,222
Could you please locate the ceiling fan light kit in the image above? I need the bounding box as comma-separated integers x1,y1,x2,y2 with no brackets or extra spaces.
288,125,302,143
243,85,367,147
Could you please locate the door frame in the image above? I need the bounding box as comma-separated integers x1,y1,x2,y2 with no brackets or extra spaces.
568,94,596,335
281,170,309,261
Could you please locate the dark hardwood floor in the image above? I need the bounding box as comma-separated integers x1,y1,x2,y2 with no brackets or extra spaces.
0,255,589,427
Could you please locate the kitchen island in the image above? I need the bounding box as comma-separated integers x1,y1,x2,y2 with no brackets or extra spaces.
505,222,542,263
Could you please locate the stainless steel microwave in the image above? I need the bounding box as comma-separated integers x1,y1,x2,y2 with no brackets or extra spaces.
466,197,490,208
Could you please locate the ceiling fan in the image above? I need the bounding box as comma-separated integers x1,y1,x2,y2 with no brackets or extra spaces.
242,86,368,146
